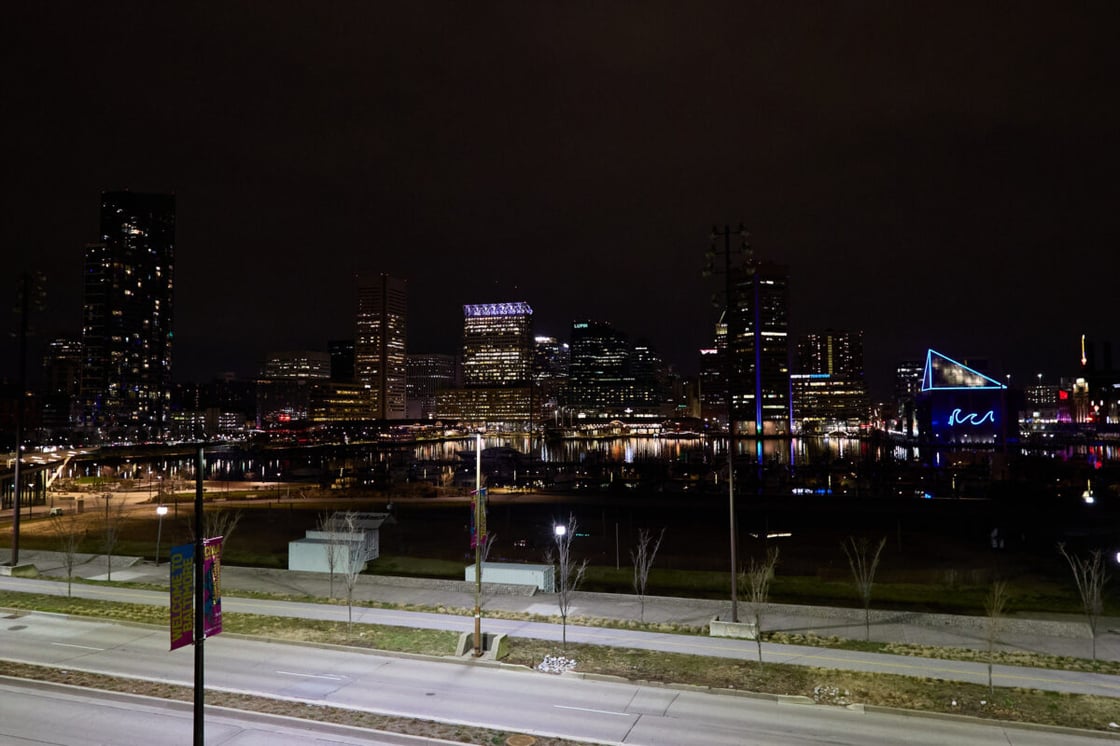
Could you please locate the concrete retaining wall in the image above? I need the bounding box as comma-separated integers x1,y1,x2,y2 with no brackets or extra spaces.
369,573,539,597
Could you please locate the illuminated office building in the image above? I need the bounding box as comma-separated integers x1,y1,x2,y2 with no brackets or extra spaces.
724,260,792,436
309,382,372,422
41,336,83,434
532,335,569,424
256,350,331,424
462,302,533,385
80,191,175,440
436,302,535,427
263,351,330,380
893,359,923,436
698,316,727,425
792,330,869,431
355,274,408,419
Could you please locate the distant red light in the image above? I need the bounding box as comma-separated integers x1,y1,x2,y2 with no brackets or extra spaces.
1059,390,1069,400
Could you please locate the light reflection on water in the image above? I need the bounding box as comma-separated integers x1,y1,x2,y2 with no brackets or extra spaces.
72,436,1120,481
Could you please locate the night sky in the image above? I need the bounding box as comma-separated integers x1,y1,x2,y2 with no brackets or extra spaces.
4,3,1119,399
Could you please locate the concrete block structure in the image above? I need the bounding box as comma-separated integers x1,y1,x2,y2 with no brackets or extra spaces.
464,561,554,592
288,512,391,573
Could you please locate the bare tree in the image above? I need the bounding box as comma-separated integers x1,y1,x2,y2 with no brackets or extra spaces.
740,547,780,664
101,495,125,581
204,509,242,547
842,536,887,640
50,513,86,597
338,511,366,636
318,511,345,598
984,580,1010,695
547,514,588,649
631,527,665,622
1058,543,1110,659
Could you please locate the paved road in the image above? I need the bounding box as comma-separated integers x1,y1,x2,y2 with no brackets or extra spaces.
3,569,1120,699
0,678,454,746
2,611,1115,746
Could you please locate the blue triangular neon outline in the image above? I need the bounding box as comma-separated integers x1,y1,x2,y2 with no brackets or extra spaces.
920,349,1006,391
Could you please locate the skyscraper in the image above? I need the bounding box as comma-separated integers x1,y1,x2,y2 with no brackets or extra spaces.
406,353,456,419
792,329,869,431
568,320,631,415
328,339,356,383
41,336,83,434
355,274,408,419
461,302,533,385
80,191,175,439
725,260,792,435
435,302,535,426
567,321,670,418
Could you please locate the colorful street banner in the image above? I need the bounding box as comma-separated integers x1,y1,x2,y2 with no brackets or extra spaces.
470,488,487,549
168,537,225,651
169,543,194,651
202,536,223,637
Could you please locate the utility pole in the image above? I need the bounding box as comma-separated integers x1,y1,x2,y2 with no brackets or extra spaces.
704,225,750,622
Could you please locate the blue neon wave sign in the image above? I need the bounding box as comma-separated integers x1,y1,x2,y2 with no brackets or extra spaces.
948,408,995,426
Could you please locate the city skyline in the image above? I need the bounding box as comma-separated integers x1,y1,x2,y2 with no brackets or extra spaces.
5,5,1119,399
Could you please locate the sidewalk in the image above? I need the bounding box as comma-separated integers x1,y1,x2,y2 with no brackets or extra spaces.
5,547,1116,664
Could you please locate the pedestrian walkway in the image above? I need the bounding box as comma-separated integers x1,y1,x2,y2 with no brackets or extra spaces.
4,547,1116,664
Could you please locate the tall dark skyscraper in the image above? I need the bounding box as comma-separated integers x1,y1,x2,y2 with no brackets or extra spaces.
726,260,792,435
80,191,175,439
568,320,631,415
328,339,356,383
567,321,669,418
355,273,408,419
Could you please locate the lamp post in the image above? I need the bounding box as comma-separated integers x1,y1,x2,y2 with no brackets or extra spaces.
554,523,567,598
155,505,168,567
472,432,485,657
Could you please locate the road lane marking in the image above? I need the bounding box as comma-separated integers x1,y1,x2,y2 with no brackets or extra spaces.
50,643,104,651
554,705,630,717
276,670,345,681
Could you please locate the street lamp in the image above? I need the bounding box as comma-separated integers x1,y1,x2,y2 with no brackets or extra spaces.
472,432,486,657
553,523,566,607
155,505,169,567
